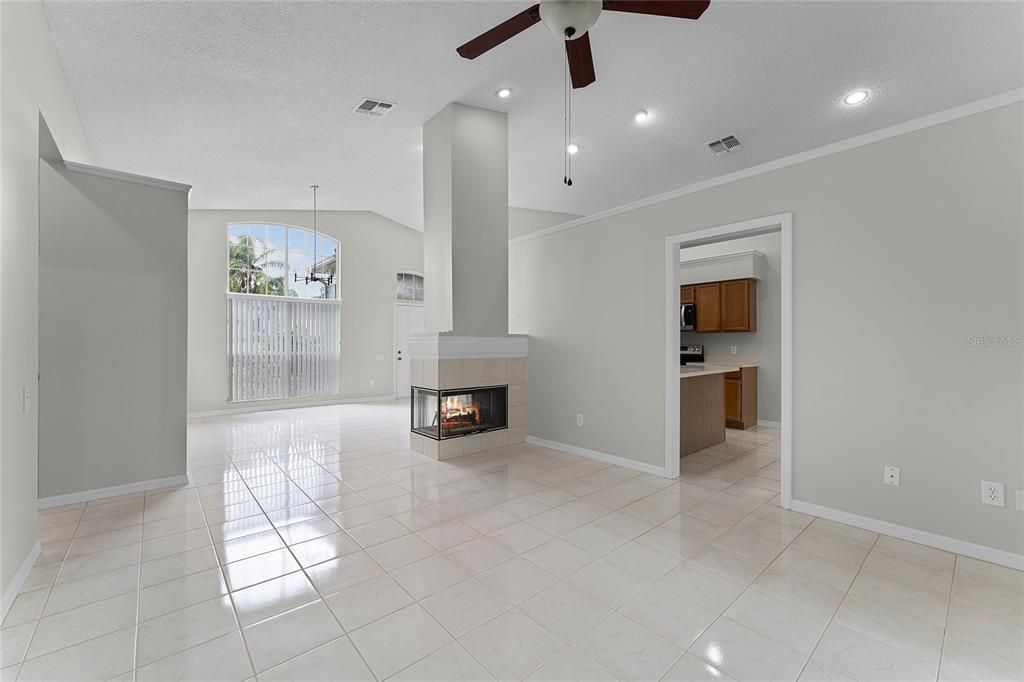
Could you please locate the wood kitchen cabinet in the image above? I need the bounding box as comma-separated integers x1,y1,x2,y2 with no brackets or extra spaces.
724,367,758,429
720,279,757,332
694,283,721,332
688,278,757,333
679,285,695,304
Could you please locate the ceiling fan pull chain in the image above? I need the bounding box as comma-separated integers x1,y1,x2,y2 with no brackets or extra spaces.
567,56,573,187
565,54,573,186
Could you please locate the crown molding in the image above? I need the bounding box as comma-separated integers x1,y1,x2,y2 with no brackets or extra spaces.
510,88,1024,246
679,249,766,266
63,161,192,193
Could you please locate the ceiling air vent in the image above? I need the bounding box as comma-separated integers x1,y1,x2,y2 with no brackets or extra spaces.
708,134,741,155
353,99,395,117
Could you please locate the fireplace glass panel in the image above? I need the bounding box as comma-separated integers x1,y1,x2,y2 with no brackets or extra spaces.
411,387,440,440
411,385,508,440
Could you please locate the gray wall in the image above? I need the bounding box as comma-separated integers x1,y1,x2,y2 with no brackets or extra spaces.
188,209,423,414
0,0,93,603
510,102,1023,556
423,103,510,337
38,162,189,498
423,105,454,334
509,207,581,239
680,232,782,422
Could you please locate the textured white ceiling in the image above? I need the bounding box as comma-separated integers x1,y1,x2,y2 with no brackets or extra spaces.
44,1,1024,230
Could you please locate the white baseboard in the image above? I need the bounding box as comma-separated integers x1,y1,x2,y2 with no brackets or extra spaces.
188,393,398,418
789,499,1024,571
1,541,41,623
38,474,191,510
757,420,782,429
526,436,672,478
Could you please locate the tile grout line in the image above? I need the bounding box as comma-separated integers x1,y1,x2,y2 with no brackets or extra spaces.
15,498,166,678
116,485,233,675
654,494,804,679
329,440,559,682
490,435,780,681
131,495,146,680
793,532,881,680
15,499,87,677
421,440,774,682
508,431,779,678
305,437,626,680
192,449,262,681
23,417,791,680
933,554,958,682
236,433,387,680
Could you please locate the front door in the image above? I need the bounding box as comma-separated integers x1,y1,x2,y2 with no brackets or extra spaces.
395,304,425,398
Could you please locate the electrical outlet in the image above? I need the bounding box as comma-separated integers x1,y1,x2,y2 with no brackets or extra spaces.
884,465,900,487
370,378,376,388
576,413,584,427
22,387,31,413
981,481,1005,507
730,346,737,355
1016,490,1024,512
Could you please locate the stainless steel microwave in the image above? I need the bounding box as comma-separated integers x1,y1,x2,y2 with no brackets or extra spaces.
681,303,696,331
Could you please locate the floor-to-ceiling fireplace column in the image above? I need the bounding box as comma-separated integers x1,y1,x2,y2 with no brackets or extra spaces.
412,102,526,461
408,336,527,460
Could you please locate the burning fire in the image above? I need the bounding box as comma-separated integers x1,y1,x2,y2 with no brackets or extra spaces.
441,394,481,430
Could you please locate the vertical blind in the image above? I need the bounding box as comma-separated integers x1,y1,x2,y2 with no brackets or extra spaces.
229,294,341,402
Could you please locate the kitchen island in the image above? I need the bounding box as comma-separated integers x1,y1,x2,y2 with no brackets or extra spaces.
680,362,756,456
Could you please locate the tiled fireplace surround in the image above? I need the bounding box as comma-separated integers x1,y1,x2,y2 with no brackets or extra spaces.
408,336,527,460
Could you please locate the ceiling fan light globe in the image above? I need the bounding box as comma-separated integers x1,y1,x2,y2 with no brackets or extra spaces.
540,0,602,39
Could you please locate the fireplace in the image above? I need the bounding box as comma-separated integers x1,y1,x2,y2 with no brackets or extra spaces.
411,385,508,440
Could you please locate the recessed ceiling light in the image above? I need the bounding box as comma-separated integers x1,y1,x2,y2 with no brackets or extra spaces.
566,143,579,155
843,89,870,106
496,88,512,99
634,109,649,123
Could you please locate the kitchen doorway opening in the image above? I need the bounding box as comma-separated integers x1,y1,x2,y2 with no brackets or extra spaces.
663,213,793,508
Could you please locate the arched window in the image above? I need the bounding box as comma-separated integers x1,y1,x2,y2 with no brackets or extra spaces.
226,223,341,402
396,272,424,302
227,223,339,300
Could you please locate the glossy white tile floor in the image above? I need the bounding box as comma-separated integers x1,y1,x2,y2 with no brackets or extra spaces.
3,401,1021,681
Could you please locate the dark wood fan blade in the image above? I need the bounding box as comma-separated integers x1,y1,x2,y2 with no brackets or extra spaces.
566,32,596,89
602,0,710,20
457,4,541,59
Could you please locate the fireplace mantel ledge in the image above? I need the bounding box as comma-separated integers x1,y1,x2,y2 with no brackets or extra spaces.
408,335,528,360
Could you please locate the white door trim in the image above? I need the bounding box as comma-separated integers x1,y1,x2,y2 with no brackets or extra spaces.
664,212,792,509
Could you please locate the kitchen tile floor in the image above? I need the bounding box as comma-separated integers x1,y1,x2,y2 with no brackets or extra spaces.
3,401,1021,680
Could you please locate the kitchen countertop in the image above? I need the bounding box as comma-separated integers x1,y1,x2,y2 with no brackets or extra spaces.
679,363,742,379
679,359,759,379
704,356,759,368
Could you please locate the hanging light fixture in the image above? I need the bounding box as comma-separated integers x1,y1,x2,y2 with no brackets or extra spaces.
295,184,334,287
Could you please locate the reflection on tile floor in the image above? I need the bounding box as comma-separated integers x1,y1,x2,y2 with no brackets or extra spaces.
3,401,1021,680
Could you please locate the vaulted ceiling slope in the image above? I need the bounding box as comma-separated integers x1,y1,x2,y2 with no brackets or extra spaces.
44,1,1023,230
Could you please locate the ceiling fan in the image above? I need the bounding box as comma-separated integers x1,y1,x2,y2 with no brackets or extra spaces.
457,0,711,89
